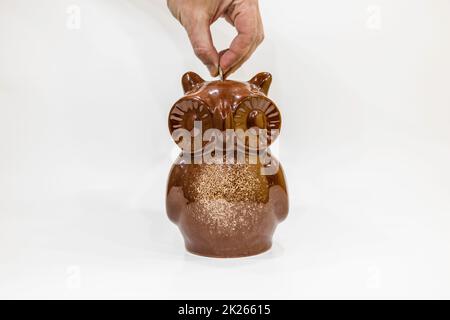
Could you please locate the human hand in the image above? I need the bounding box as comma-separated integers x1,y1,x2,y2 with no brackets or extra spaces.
167,0,264,78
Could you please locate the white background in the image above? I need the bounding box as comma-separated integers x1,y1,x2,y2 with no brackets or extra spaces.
1,0,450,299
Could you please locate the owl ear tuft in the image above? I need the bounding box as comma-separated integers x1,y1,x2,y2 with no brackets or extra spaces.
249,72,272,95
182,72,205,93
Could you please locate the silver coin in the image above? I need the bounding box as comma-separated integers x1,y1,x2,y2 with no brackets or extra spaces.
218,66,224,81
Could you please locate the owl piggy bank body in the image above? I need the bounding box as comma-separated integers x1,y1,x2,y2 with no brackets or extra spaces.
166,72,288,258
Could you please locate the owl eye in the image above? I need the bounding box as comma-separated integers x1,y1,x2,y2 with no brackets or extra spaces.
233,96,281,145
168,99,213,152
169,99,213,134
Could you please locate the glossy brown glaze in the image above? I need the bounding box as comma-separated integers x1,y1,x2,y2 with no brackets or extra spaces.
166,72,289,258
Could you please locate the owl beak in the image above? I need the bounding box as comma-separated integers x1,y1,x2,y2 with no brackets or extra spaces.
211,101,234,131
224,113,234,130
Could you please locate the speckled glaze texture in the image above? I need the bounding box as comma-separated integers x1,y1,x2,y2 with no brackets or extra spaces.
166,72,289,258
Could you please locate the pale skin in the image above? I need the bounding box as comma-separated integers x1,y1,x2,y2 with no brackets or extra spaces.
167,0,264,78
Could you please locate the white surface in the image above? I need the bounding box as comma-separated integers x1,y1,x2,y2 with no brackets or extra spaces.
1,0,450,299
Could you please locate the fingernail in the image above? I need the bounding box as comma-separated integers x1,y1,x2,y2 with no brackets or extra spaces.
207,64,218,77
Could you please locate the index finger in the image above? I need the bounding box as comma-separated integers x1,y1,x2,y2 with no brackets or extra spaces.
185,18,220,76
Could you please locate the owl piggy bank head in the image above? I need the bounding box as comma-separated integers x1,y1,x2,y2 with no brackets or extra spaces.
168,72,281,153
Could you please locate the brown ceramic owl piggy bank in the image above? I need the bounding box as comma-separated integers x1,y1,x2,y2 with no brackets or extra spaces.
166,72,288,258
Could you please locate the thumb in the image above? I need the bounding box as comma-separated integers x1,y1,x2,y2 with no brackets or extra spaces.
185,18,219,76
